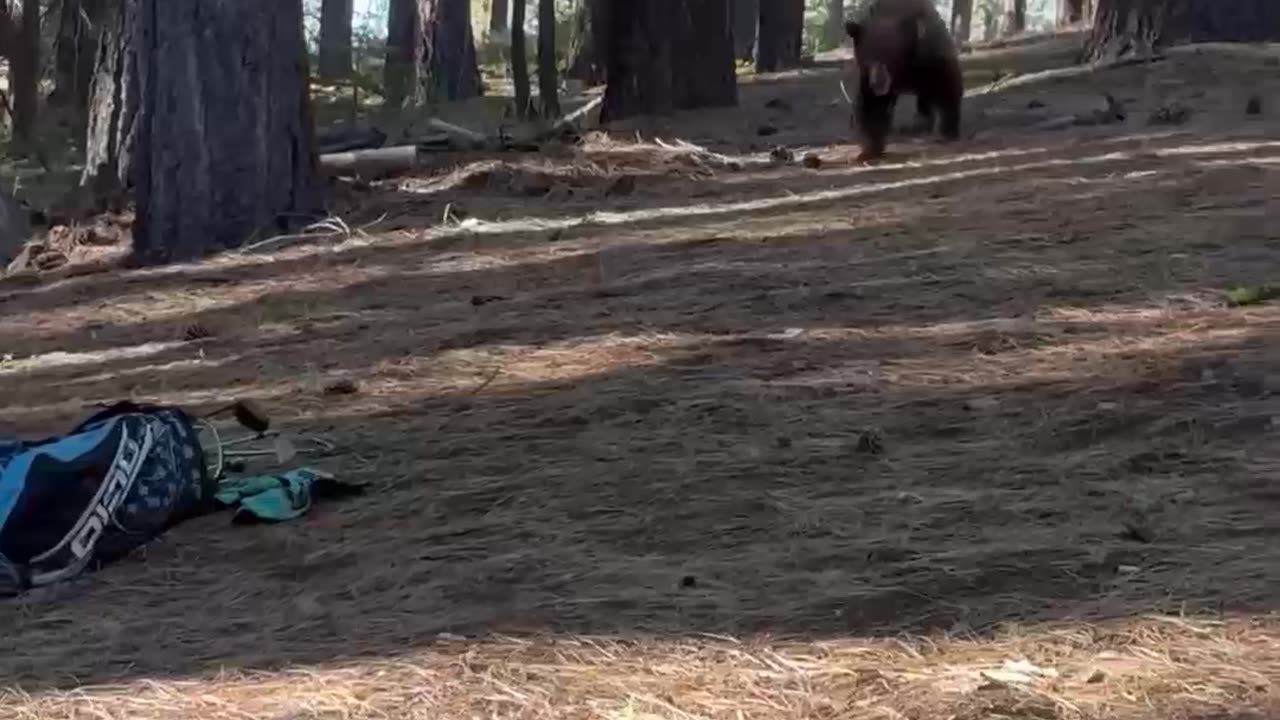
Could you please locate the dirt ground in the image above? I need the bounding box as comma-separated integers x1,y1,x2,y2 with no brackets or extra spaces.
3,36,1280,719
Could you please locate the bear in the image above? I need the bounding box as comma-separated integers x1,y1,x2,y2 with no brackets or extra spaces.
844,0,964,162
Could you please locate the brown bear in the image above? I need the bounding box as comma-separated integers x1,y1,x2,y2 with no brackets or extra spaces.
844,0,963,162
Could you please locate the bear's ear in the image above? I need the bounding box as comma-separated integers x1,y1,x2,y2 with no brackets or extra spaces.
844,20,861,42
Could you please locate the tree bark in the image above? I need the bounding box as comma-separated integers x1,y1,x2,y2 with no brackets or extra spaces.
1059,0,1085,24
82,0,138,209
566,0,608,86
131,0,321,263
756,0,803,73
489,0,508,32
419,0,482,103
601,0,736,123
9,0,41,144
384,0,416,107
673,0,737,110
1005,0,1027,35
823,0,845,51
318,0,354,81
537,0,559,117
51,0,102,121
511,0,531,117
1085,0,1280,62
952,0,973,42
733,0,758,61
600,0,673,123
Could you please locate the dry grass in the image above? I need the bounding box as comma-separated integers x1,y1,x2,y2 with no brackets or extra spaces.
3,40,1280,719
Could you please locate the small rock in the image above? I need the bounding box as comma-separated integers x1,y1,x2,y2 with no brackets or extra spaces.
1148,103,1191,126
323,378,360,396
1086,668,1107,684
768,146,794,164
1118,521,1154,544
801,154,822,169
855,429,884,455
182,322,215,341
756,124,779,137
965,397,1000,411
1246,95,1263,116
470,294,507,306
764,97,792,112
605,175,637,197
1027,98,1046,109
1117,564,1141,575
775,436,792,449
680,575,697,588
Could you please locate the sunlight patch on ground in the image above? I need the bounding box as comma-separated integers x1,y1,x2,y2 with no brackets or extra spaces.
6,615,1276,720
0,341,187,376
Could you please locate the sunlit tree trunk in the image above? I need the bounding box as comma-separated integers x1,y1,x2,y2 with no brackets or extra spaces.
82,0,138,209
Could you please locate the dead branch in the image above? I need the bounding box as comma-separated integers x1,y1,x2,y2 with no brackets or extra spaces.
967,54,1167,97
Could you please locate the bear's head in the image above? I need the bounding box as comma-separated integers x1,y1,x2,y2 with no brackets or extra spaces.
844,15,929,98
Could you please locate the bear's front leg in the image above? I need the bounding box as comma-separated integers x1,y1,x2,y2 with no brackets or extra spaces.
856,91,897,162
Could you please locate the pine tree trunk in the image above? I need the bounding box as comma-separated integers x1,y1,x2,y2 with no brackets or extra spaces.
600,0,673,123
10,0,41,144
1085,0,1280,62
82,0,138,209
51,0,102,121
511,0,531,117
318,0,354,81
131,0,320,263
566,0,608,86
673,0,736,110
1013,0,1026,33
823,0,845,50
952,0,973,42
489,0,509,32
756,0,803,73
1059,0,1084,24
419,0,482,102
536,0,559,117
733,0,758,61
384,0,416,107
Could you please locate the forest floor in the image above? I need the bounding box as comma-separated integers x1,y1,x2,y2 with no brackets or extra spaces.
4,33,1280,720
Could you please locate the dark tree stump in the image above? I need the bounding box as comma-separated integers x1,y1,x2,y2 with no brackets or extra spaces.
130,0,321,264
1086,0,1280,61
756,0,803,72
317,0,354,81
733,0,759,61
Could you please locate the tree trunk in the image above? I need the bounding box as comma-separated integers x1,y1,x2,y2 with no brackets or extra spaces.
1059,0,1085,24
489,0,508,32
537,0,559,117
9,0,41,144
131,0,321,263
673,0,737,110
600,0,673,123
82,0,138,209
384,0,416,107
419,0,482,102
952,0,973,42
822,0,845,50
511,0,531,117
756,0,803,73
51,0,102,121
318,0,354,81
1085,0,1280,62
1005,0,1026,35
733,0,758,61
566,0,608,86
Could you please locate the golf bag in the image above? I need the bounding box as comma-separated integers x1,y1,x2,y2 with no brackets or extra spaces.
0,402,215,597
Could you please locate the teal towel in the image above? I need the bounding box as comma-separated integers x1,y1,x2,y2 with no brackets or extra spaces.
215,468,361,524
